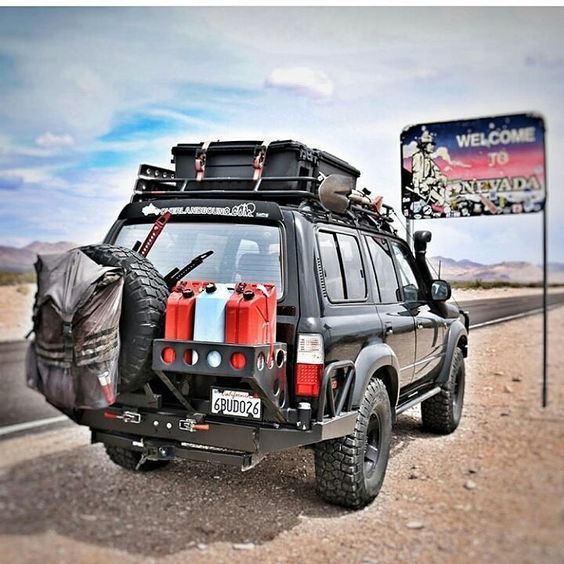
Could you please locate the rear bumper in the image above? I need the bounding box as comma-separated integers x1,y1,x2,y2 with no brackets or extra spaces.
80,407,356,468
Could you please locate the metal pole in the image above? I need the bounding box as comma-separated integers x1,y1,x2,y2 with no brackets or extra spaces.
406,219,414,251
542,207,548,407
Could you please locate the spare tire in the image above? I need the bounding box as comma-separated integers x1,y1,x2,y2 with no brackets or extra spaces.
80,244,169,393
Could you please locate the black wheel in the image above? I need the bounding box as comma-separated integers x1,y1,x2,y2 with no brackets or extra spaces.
421,347,465,434
105,445,170,472
314,378,392,509
80,244,169,393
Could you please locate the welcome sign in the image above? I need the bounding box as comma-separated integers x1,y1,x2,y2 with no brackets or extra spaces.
400,113,546,220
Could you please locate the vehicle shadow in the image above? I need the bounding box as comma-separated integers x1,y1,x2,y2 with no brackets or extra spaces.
0,411,437,557
0,442,345,557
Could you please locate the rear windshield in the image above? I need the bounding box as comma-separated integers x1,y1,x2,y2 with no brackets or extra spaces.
114,222,283,293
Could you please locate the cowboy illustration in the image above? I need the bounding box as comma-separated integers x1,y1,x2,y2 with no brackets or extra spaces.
410,131,449,212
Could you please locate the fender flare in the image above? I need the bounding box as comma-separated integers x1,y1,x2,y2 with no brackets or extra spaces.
436,319,468,385
352,342,400,409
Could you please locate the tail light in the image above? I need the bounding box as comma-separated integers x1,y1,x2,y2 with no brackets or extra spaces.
162,347,176,364
295,334,324,397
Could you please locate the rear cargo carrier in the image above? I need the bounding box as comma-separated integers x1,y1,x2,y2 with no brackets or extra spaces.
153,339,288,422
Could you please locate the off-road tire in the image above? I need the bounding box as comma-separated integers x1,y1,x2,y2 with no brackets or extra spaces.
80,244,169,393
104,445,170,472
314,378,392,509
421,347,465,434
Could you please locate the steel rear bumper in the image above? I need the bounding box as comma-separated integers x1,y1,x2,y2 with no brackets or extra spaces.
80,408,356,468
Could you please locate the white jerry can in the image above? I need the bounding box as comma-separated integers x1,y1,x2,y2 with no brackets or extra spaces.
193,283,234,343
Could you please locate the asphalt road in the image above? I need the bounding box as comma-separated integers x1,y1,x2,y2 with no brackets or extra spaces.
458,292,564,327
1,292,563,433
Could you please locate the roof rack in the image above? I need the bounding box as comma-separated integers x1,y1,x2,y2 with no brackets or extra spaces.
131,164,396,234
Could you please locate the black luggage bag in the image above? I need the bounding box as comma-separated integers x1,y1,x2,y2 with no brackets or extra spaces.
171,140,360,192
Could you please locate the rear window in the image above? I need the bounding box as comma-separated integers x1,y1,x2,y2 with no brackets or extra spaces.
114,222,283,293
317,230,366,302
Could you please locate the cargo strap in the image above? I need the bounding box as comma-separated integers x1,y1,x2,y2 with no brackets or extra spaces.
138,211,172,257
195,140,212,182
63,321,74,364
252,140,272,181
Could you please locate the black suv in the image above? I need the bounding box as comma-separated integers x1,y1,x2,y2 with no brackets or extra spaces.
74,143,469,509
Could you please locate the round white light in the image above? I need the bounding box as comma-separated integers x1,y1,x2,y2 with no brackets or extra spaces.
207,350,222,368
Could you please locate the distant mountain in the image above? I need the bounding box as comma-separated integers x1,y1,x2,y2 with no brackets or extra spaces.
0,241,77,272
429,256,564,284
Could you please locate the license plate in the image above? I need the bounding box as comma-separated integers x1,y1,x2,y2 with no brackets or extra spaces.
211,388,261,420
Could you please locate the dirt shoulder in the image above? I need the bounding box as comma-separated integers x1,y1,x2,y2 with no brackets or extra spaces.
1,307,563,563
0,283,35,341
452,285,564,302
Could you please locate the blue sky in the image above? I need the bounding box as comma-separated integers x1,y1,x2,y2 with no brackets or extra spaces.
0,7,563,264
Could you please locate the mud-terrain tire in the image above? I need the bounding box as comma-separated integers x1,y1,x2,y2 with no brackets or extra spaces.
80,244,169,393
314,378,392,509
421,347,465,434
104,445,170,472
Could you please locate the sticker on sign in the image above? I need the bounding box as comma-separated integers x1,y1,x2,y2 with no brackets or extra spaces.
211,388,262,420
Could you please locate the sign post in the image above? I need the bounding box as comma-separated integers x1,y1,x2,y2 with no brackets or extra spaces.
400,113,548,406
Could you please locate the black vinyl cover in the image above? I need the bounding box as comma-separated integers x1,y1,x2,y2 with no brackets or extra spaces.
171,140,360,192
26,249,124,409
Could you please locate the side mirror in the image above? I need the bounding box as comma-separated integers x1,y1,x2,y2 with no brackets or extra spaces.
431,279,451,302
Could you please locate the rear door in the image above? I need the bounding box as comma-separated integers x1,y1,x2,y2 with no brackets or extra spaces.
364,235,416,389
315,227,381,365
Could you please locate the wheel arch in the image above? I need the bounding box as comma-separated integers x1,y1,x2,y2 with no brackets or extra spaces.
436,319,468,385
352,343,400,411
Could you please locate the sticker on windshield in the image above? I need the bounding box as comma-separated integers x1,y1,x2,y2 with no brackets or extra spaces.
141,202,269,219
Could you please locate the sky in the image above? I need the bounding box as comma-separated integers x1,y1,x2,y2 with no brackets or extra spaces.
0,7,563,265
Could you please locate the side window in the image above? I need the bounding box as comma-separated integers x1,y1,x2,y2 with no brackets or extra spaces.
366,236,400,303
317,231,366,302
318,231,345,300
336,233,366,300
390,241,422,302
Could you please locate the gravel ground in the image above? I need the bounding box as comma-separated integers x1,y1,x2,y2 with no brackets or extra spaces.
0,308,563,563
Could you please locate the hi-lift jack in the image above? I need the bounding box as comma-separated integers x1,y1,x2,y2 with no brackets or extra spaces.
132,211,172,257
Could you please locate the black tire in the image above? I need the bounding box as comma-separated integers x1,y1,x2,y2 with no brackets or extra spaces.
105,445,170,472
314,378,392,509
80,244,169,393
421,347,465,434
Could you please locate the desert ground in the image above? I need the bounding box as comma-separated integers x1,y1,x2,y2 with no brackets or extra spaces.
0,305,562,563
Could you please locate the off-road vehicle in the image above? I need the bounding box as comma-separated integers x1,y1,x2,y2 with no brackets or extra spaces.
29,140,469,508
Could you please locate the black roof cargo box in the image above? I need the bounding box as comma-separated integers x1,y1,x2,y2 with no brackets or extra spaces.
171,140,360,192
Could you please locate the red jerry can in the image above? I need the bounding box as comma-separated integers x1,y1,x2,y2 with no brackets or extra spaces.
164,281,207,340
225,283,277,346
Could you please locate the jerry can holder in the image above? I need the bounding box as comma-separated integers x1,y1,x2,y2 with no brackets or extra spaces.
152,339,288,422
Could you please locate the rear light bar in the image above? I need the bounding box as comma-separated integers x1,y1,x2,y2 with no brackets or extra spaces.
295,334,324,397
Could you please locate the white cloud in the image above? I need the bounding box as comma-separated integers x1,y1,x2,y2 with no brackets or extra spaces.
432,146,471,168
402,140,418,159
265,67,334,99
35,132,75,149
